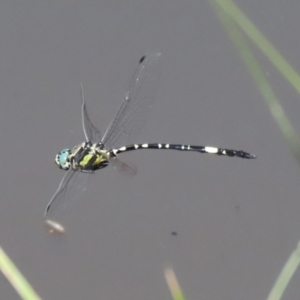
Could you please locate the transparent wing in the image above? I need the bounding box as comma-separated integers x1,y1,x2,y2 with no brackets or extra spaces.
44,169,91,232
110,157,137,177
101,52,162,150
81,84,102,143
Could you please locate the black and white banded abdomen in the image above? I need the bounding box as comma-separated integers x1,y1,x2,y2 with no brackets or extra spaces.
109,143,256,159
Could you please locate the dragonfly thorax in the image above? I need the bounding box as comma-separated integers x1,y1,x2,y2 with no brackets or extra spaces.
55,142,110,172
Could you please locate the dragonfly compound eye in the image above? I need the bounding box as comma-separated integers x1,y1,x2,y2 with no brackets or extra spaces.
55,149,71,170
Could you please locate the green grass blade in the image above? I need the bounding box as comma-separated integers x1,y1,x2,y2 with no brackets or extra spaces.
210,2,300,299
210,0,300,162
0,247,42,300
267,242,300,300
214,0,300,95
165,267,186,300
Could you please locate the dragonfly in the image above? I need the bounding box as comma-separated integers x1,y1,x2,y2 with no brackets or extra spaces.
45,52,256,232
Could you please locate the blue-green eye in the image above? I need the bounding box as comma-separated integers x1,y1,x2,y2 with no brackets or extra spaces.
55,149,71,170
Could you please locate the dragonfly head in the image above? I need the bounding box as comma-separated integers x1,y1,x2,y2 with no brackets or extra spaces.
55,149,71,170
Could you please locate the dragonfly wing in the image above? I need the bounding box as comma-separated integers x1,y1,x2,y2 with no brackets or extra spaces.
44,169,91,232
101,52,162,150
80,84,102,143
110,157,137,176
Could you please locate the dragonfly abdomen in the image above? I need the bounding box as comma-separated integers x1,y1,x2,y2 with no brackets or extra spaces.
110,143,256,159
